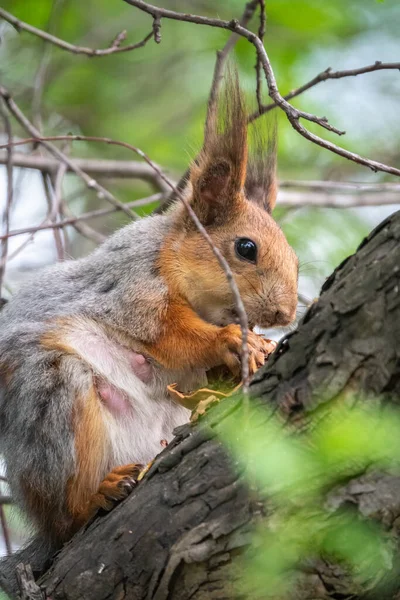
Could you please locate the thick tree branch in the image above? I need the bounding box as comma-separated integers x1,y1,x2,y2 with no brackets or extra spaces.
0,8,153,57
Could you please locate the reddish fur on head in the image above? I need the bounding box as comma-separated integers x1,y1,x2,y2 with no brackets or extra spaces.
161,70,298,331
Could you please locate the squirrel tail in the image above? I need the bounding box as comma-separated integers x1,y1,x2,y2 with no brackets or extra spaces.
0,535,59,599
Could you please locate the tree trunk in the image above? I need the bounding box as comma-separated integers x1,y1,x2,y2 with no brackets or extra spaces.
2,210,400,600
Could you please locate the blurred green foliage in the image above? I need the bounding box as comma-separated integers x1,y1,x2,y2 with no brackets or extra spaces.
213,396,400,598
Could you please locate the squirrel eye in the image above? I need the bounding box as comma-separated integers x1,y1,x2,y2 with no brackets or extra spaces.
235,238,258,264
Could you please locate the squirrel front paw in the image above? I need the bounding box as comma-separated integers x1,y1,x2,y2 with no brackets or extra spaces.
217,325,275,377
89,463,144,514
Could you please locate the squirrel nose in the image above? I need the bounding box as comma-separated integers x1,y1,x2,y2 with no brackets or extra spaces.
274,309,294,326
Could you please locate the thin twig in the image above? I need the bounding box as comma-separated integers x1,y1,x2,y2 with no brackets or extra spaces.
279,180,400,193
0,505,12,555
122,0,344,134
60,200,106,245
2,150,398,196
0,497,12,505
33,0,66,260
2,146,398,208
255,0,266,114
52,163,69,257
42,173,65,260
0,88,140,219
1,185,399,246
122,0,400,177
249,61,400,121
31,0,66,130
0,151,173,190
0,193,165,242
0,103,13,293
0,8,153,57
276,190,400,208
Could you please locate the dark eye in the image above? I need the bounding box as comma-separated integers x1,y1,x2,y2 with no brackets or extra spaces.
235,238,258,264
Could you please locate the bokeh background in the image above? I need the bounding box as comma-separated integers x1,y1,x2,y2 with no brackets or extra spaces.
0,0,399,562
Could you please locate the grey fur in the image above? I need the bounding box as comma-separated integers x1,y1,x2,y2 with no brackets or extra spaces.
0,213,176,541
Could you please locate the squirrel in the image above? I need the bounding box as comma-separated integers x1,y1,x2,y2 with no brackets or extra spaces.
0,75,298,553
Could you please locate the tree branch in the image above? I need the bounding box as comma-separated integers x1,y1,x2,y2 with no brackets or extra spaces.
249,61,400,121
122,0,400,177
0,88,140,220
0,8,153,57
206,0,259,134
255,0,266,113
276,189,400,208
1,151,398,208
0,151,173,191
0,104,13,294
0,193,165,242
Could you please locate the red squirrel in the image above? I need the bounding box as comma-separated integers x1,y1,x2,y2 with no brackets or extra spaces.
0,74,298,549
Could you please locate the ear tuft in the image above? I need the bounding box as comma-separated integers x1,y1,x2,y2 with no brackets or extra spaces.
245,119,278,213
188,68,248,225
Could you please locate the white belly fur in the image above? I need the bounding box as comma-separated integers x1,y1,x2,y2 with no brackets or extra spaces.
61,316,205,466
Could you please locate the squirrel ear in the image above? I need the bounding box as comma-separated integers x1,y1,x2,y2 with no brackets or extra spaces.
198,160,231,203
190,160,233,225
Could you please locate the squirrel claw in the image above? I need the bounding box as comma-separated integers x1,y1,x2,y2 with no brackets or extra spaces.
117,476,138,494
91,463,144,513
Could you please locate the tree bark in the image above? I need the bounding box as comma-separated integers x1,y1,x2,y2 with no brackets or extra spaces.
3,210,400,600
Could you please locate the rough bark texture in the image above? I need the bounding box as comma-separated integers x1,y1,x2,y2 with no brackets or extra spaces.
2,210,400,600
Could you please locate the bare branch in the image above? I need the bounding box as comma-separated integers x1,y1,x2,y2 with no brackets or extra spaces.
255,0,266,113
0,193,165,241
249,61,400,121
0,505,11,555
0,8,153,57
42,173,65,260
1,149,397,208
277,190,400,208
31,0,66,131
0,103,13,294
0,88,140,220
122,0,400,177
280,180,400,193
0,497,12,506
59,200,106,245
0,151,172,190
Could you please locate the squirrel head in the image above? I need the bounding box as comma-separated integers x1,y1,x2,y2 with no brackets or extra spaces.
163,72,298,330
